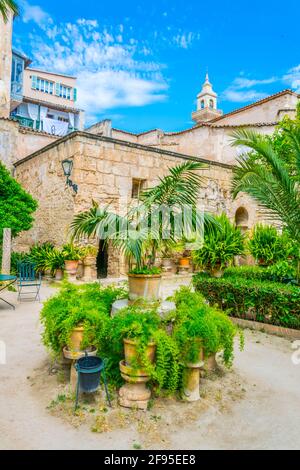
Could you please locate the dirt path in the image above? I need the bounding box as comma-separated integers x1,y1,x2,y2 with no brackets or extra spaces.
0,284,299,450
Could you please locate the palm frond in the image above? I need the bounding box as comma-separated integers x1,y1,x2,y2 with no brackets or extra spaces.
0,0,18,21
231,129,300,243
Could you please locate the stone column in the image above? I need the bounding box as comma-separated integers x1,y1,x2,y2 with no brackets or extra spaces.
1,228,12,274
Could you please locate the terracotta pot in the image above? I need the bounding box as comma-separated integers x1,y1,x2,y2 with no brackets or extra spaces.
128,273,162,301
55,268,63,281
179,257,190,267
69,325,85,352
124,338,156,367
64,260,79,275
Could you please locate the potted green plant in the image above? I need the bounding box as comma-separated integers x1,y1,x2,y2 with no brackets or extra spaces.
173,286,243,369
248,224,291,266
62,243,84,277
44,248,65,280
40,282,127,355
192,214,245,277
71,162,217,301
82,244,98,282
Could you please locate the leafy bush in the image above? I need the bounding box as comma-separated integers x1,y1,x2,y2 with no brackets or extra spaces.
28,242,55,273
223,264,298,285
193,274,300,329
192,213,245,272
0,162,37,241
248,224,293,265
40,283,127,355
108,306,180,393
172,286,242,367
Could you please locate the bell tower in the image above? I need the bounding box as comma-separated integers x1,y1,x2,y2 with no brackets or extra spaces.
0,10,13,118
192,73,223,124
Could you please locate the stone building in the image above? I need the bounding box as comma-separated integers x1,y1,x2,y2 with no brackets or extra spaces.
1,10,300,277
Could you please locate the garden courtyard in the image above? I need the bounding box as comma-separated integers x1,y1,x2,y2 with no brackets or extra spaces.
0,280,299,451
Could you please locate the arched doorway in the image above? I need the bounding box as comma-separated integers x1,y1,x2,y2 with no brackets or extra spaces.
235,207,249,234
96,240,108,279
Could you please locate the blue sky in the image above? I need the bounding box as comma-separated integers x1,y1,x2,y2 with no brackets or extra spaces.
13,0,300,132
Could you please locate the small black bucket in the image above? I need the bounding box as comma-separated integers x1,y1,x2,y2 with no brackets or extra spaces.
76,356,104,393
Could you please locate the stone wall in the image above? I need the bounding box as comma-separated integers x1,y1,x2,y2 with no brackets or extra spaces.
0,117,59,170
14,131,264,277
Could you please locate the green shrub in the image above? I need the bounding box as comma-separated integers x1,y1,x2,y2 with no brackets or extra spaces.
107,306,180,393
192,213,245,272
248,224,293,265
172,286,243,367
193,274,300,329
40,283,127,355
223,264,298,285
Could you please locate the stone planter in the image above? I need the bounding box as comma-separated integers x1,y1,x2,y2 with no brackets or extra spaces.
124,338,156,367
83,256,97,282
119,360,152,410
182,339,204,402
128,273,162,302
203,353,218,372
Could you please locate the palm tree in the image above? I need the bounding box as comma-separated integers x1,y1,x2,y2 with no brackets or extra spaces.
71,161,216,269
230,127,300,245
0,0,18,22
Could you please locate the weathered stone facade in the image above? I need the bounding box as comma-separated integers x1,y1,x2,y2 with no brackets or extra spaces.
14,132,265,277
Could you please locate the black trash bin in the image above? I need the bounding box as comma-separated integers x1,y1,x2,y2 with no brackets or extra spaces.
74,355,111,410
76,356,104,393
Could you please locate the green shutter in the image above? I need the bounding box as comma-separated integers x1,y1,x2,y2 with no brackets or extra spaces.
55,82,60,96
31,75,37,90
73,88,77,102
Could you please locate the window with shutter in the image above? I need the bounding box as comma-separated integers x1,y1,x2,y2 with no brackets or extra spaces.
55,82,60,96
73,88,77,102
31,75,38,90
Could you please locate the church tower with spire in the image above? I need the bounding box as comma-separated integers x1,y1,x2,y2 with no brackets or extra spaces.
192,73,223,124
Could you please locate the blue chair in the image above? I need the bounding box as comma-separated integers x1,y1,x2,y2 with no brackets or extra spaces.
17,262,42,302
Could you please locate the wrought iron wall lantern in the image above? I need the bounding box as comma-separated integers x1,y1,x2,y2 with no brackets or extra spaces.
61,159,78,194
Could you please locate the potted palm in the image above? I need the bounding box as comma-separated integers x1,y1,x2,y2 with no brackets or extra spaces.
192,214,245,277
71,162,216,301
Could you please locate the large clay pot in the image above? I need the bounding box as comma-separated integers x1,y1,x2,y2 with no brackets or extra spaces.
124,338,156,367
69,325,85,352
64,260,79,274
128,273,162,301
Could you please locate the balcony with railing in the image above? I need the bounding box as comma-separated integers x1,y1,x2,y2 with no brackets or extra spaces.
12,114,78,135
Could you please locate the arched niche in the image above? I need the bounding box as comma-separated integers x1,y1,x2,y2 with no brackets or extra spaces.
235,207,249,234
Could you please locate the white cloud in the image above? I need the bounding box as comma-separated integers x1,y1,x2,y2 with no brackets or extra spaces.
24,11,169,123
283,65,300,92
222,89,268,103
20,0,52,28
222,74,278,103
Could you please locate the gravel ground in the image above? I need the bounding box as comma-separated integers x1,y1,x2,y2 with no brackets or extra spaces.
0,282,299,450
